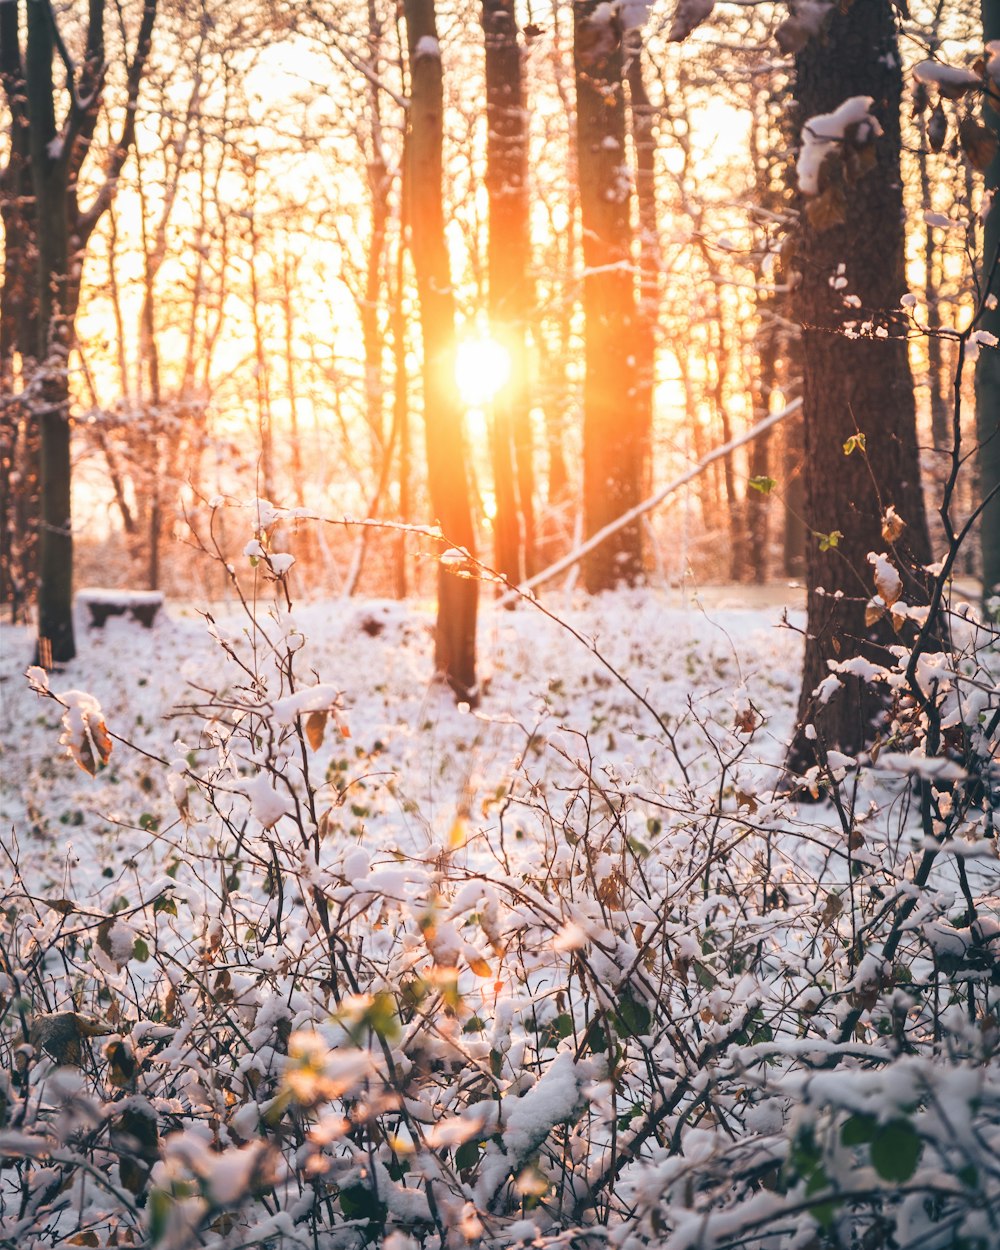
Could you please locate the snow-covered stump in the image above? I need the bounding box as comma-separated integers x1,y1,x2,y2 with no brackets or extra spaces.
77,588,165,629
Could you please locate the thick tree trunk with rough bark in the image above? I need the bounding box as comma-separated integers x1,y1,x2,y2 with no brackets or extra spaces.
977,0,1000,609
483,0,535,586
404,0,478,701
574,1,643,591
789,0,932,766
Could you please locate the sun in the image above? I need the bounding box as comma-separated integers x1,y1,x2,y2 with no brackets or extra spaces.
454,336,512,409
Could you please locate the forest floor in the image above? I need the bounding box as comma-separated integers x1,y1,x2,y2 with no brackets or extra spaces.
1,583,806,898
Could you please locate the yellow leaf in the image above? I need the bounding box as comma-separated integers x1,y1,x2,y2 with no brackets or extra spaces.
448,817,468,850
467,955,492,978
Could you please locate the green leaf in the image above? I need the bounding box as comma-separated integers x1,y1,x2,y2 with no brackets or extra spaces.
338,1182,387,1228
153,896,177,917
843,432,866,456
841,1113,877,1146
132,937,150,963
749,475,777,495
614,992,652,1038
815,530,844,552
148,1189,171,1245
455,1139,481,1173
871,1119,923,1183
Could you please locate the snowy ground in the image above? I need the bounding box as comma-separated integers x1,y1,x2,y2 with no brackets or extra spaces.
0,584,806,899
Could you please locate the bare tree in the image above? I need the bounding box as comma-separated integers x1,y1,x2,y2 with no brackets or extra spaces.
1,0,156,663
404,0,478,701
573,1,644,591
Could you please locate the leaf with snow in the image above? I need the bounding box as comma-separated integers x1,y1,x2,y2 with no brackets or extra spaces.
667,0,715,43
774,1,831,56
58,691,113,776
798,97,881,197
26,666,50,695
868,552,902,608
243,773,292,829
913,60,981,99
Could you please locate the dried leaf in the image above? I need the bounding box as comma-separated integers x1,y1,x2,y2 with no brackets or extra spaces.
304,710,327,751
735,789,759,814
105,1038,138,1089
467,955,492,978
30,1012,111,1064
865,598,888,627
928,105,947,153
805,182,847,232
881,506,906,543
820,892,843,926
870,553,903,607
959,115,999,173
58,692,112,777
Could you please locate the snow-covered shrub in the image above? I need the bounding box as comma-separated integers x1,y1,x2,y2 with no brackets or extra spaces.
2,498,998,1250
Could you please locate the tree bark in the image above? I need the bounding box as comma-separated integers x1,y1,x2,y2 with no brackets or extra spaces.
574,1,643,591
789,0,932,765
483,0,535,586
977,0,1000,609
404,0,478,701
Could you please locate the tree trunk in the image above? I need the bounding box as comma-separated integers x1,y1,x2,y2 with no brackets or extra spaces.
0,0,40,619
789,0,932,766
574,1,643,591
623,22,657,500
404,0,478,701
483,0,535,586
27,0,76,663
977,0,1000,609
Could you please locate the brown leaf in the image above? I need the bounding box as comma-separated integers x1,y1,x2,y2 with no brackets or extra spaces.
928,105,947,153
105,1038,138,1089
959,116,999,173
805,182,847,232
30,1012,111,1064
820,892,843,927
304,710,327,751
881,506,906,543
865,598,888,627
735,789,759,814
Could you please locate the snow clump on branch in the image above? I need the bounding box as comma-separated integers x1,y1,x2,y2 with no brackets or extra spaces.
797,96,882,196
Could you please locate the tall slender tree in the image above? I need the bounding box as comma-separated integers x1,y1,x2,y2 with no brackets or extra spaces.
789,0,932,763
403,0,478,701
573,0,644,591
483,0,535,586
977,0,1000,609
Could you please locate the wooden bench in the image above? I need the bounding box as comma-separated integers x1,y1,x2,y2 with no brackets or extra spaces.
77,588,164,629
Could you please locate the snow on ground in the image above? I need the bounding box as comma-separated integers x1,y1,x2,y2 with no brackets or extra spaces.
0,584,805,900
